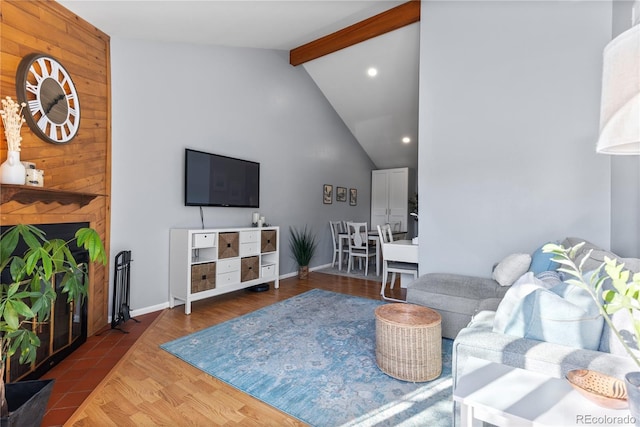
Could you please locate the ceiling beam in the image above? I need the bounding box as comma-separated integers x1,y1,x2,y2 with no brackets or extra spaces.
289,0,420,66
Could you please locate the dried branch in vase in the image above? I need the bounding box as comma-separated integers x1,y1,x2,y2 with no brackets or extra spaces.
0,96,27,152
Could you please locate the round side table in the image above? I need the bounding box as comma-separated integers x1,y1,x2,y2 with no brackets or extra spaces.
374,303,442,382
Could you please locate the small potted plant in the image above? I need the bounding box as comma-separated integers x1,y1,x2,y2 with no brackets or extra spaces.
289,226,317,279
0,224,106,425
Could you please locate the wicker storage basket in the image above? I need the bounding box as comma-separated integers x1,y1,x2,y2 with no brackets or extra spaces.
191,262,216,293
261,230,277,253
375,303,442,382
241,256,259,282
218,232,239,259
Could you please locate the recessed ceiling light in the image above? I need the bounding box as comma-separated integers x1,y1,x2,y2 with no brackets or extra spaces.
367,67,378,77
402,137,411,144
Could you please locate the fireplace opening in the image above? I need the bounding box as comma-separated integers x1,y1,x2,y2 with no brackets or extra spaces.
0,222,89,383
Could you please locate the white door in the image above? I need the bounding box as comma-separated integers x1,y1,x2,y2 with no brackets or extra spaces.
387,169,408,231
371,170,389,229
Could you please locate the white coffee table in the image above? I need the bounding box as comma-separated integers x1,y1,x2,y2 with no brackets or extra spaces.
453,357,633,426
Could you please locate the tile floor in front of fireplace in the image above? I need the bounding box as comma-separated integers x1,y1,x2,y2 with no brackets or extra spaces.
40,311,159,427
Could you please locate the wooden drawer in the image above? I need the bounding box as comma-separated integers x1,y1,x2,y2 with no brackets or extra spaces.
217,258,240,274
241,256,259,282
191,262,216,293
261,230,277,253
218,232,239,259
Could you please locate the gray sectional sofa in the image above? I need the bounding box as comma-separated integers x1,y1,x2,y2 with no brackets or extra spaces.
406,237,640,389
406,273,507,340
407,238,640,425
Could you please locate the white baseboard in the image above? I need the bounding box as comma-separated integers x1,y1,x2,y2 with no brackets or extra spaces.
111,269,332,324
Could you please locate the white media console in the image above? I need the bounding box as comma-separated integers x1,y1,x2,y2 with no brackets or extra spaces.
169,226,280,314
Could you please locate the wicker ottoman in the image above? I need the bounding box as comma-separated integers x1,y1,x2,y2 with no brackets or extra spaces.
374,303,442,382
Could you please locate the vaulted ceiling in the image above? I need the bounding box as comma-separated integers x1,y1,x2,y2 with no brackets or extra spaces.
59,0,419,170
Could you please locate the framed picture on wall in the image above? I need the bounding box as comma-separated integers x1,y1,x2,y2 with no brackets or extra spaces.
336,187,347,202
349,188,357,206
323,184,333,204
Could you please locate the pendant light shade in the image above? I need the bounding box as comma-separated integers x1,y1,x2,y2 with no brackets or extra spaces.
596,24,640,155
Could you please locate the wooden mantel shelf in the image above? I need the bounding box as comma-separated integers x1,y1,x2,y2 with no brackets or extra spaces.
0,184,103,207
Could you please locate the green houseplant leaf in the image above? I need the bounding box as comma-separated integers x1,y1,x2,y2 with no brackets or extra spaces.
0,224,106,417
289,226,317,268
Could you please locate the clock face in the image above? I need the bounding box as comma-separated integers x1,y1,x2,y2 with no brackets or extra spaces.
16,53,80,144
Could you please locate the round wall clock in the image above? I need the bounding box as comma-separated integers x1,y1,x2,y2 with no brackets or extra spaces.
16,53,80,144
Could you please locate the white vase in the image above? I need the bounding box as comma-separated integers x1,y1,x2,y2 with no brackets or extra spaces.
0,150,26,185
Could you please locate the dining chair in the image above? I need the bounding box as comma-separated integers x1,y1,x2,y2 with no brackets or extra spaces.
329,221,348,268
346,222,376,276
377,224,417,302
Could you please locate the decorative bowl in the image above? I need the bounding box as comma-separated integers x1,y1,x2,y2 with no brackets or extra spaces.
566,369,628,409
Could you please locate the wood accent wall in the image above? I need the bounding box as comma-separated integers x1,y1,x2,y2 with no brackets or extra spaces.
0,0,111,336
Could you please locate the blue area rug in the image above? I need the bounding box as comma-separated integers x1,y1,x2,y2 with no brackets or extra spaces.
161,289,453,426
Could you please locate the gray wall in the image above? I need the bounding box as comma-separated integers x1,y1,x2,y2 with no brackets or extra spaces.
610,0,640,258
418,1,613,277
109,38,375,312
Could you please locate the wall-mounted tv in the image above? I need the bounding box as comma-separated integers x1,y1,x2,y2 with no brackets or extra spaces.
184,149,260,208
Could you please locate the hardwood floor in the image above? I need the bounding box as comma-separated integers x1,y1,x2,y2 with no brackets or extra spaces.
65,272,406,426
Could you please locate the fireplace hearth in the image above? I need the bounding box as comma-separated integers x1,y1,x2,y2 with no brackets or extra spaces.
0,222,89,383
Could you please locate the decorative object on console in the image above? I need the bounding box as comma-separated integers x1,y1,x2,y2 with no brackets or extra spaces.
323,184,332,204
25,168,43,187
21,161,43,187
0,224,106,423
566,369,628,409
289,225,317,279
252,212,259,227
596,22,639,155
16,54,81,145
0,97,27,185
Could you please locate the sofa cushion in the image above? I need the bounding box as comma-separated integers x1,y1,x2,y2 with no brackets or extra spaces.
454,311,640,385
535,270,563,287
492,253,532,287
493,272,550,333
560,238,612,272
502,282,604,350
407,273,506,299
529,243,560,275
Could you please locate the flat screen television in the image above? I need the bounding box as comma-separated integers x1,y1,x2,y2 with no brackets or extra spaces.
184,149,260,208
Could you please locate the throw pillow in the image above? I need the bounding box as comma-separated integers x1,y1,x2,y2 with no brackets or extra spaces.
503,282,604,350
492,253,532,287
492,272,549,333
529,243,560,275
535,270,563,287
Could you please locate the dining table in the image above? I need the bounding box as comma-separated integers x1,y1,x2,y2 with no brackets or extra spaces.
338,230,407,276
382,239,419,286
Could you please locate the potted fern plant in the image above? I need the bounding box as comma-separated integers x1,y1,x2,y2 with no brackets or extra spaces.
0,224,106,426
289,226,317,279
